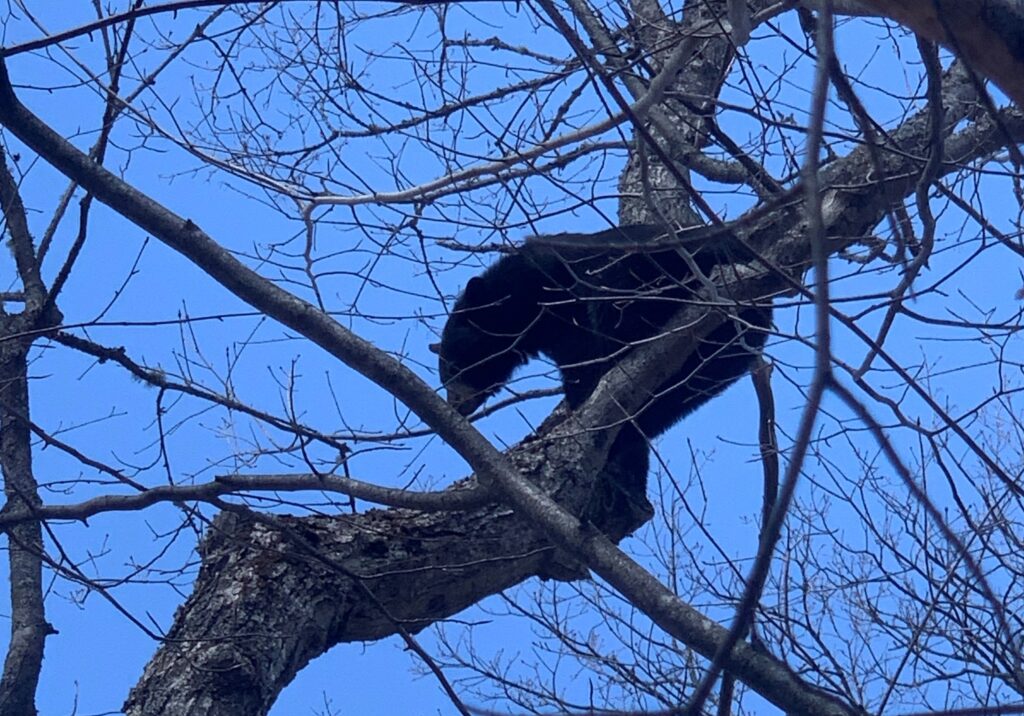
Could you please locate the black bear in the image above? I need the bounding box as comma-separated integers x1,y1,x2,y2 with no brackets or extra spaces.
432,224,771,529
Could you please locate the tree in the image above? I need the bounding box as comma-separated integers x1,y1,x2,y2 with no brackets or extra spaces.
0,1,1022,715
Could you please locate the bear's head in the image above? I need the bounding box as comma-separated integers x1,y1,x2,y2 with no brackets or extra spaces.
431,276,528,416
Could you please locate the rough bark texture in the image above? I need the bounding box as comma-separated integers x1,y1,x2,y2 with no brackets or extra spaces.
0,147,59,716
0,348,46,716
617,0,738,225
123,419,635,716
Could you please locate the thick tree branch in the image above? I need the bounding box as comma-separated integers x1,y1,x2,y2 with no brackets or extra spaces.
801,0,1024,106
0,152,56,716
0,348,50,716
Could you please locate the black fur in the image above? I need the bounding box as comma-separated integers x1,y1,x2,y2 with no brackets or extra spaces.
436,225,771,526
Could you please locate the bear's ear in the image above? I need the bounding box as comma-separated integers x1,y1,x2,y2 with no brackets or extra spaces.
462,276,486,303
428,342,441,354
